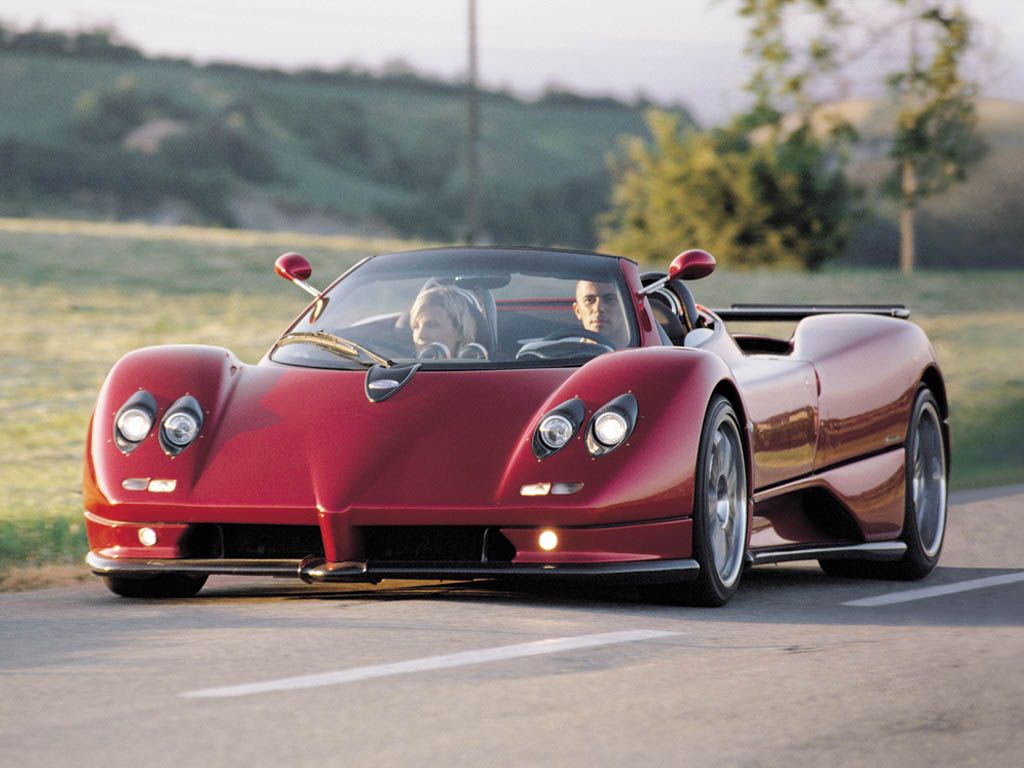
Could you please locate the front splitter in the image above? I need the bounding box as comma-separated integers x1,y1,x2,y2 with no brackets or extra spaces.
86,551,699,586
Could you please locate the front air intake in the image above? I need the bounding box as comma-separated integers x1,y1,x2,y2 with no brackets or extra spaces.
360,526,516,563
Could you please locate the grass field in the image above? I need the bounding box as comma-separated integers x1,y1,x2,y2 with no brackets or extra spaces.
1,219,1022,585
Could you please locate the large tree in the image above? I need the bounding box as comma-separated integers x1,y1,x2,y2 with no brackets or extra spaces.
598,110,853,269
886,1,986,272
600,0,857,269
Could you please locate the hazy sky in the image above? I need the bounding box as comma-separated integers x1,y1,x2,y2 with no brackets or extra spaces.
3,0,1021,124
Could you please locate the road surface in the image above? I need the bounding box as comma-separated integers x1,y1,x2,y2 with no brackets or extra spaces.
2,487,1022,767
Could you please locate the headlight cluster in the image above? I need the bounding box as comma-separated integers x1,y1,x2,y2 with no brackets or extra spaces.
113,391,158,453
532,393,638,458
533,398,586,458
113,390,205,456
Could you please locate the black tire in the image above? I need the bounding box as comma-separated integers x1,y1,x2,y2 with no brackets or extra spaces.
645,396,749,606
103,573,208,598
892,386,948,578
819,385,947,580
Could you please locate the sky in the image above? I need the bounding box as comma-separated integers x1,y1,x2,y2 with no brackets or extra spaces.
3,0,1021,125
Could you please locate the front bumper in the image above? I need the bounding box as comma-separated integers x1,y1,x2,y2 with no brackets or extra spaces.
86,551,700,585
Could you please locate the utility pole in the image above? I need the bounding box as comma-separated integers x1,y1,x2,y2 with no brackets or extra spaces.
466,0,481,244
899,0,921,274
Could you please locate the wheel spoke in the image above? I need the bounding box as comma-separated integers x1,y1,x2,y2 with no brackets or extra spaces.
910,402,946,559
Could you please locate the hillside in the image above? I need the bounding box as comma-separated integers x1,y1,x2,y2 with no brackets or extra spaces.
0,26,1022,265
0,43,681,249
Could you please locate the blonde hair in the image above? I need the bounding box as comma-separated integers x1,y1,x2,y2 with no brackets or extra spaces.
410,285,479,351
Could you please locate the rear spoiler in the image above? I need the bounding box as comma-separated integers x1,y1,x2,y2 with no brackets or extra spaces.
710,304,910,321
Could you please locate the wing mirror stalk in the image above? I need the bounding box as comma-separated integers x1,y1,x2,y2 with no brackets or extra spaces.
275,252,322,298
638,248,716,296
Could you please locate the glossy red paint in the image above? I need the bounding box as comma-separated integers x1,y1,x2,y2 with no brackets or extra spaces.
501,518,693,563
84,511,190,559
84,344,729,562
274,252,312,282
670,249,716,281
83,246,948,600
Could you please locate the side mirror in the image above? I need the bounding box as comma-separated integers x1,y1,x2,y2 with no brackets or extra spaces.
638,248,716,298
668,249,715,281
274,252,321,297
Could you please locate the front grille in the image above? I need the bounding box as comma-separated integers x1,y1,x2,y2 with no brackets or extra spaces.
361,526,516,563
183,524,325,559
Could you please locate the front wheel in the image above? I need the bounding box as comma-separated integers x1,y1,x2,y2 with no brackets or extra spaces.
103,573,208,598
645,396,749,606
690,396,749,605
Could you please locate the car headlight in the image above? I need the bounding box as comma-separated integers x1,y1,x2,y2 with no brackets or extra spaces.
113,390,158,453
539,414,574,450
163,411,200,446
159,395,205,455
532,398,585,458
593,411,628,447
586,394,638,456
117,407,154,443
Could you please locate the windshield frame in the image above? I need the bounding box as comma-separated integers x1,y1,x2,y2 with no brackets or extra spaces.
269,247,641,371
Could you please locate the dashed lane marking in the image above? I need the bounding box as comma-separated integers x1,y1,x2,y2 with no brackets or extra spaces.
843,571,1024,607
181,629,680,699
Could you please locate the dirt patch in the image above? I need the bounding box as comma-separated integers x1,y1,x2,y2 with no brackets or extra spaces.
0,563,93,592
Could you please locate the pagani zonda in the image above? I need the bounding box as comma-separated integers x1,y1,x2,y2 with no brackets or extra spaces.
84,246,948,605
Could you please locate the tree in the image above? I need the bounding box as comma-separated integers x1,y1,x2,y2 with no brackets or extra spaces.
886,2,986,272
599,0,858,270
598,110,853,269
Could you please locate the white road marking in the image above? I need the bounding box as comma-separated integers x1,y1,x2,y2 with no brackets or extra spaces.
843,571,1024,607
181,629,680,699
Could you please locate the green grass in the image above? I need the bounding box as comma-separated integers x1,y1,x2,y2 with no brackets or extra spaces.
1,222,1022,579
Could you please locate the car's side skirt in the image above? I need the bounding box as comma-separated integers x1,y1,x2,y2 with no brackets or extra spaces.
746,541,907,566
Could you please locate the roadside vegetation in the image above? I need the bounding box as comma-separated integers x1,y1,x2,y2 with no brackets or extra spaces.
1,17,1023,268
1,222,1021,586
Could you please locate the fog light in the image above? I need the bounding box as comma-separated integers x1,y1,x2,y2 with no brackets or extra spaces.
539,530,558,551
138,527,158,547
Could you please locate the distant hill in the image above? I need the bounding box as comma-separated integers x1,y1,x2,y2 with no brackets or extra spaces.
0,24,689,249
0,23,1020,265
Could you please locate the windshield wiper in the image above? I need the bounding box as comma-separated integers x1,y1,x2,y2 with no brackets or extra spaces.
276,331,393,368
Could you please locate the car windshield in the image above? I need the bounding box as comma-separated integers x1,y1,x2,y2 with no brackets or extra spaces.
270,248,638,370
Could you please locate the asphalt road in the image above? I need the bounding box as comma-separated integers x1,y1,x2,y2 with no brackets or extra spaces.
2,487,1022,768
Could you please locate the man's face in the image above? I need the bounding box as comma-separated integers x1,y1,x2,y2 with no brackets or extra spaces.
573,280,627,346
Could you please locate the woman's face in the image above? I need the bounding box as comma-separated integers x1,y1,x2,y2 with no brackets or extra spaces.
411,303,460,354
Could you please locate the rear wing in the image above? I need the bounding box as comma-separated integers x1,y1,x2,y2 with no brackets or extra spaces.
710,304,910,321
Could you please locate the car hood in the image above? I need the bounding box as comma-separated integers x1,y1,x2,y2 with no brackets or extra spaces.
139,361,574,516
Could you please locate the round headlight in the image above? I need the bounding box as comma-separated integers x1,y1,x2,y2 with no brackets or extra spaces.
593,411,628,447
117,407,153,443
539,414,574,449
163,411,200,446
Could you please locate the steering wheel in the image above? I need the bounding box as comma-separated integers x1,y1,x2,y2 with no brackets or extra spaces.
542,327,616,349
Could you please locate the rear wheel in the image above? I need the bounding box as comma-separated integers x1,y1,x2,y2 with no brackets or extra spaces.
893,386,947,578
819,385,947,580
103,573,208,598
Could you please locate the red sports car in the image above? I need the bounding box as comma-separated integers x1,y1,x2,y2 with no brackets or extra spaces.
83,246,949,605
